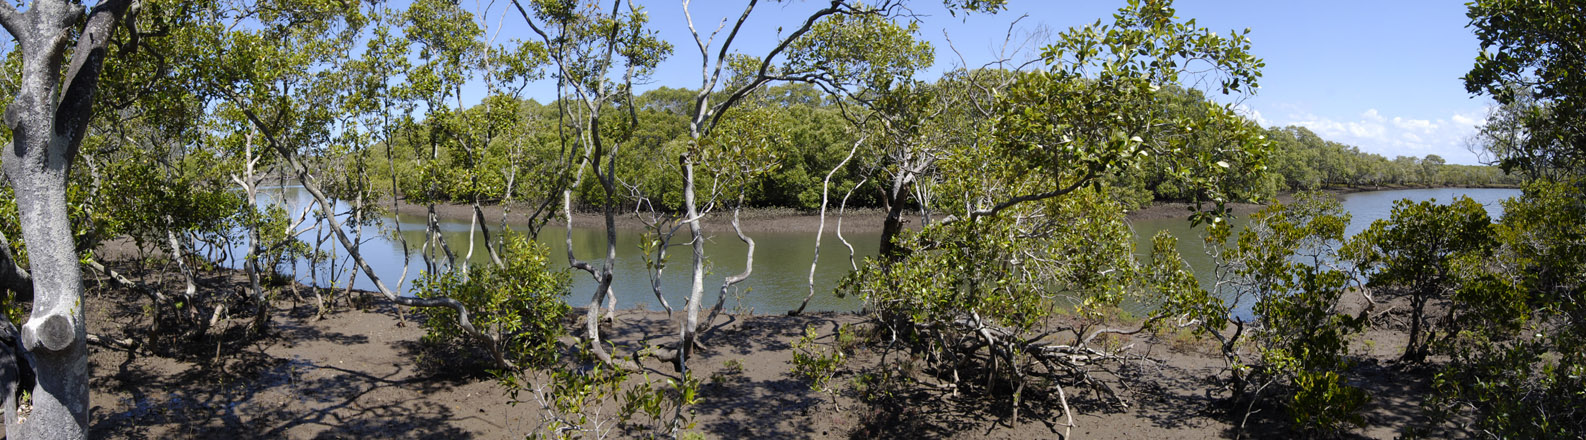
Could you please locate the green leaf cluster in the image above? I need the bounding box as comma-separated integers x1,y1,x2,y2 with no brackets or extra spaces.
1185,193,1370,434
1423,179,1586,437
414,234,571,369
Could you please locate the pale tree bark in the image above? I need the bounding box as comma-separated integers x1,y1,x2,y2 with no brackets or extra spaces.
0,1,134,438
229,130,272,332
630,194,678,315
227,100,518,370
673,0,860,371
704,206,753,327
792,136,863,315
834,174,868,271
512,0,648,369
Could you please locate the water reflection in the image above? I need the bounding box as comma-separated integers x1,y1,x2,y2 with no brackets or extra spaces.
1127,187,1518,317
249,187,877,313
249,187,1518,315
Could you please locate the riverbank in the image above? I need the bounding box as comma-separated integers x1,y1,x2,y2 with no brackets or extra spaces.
387,197,890,234
388,185,1514,233
65,259,1452,439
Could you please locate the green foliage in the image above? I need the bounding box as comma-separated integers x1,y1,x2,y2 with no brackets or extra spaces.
1346,196,1493,362
954,0,1269,222
372,66,1514,216
1256,266,1368,432
517,356,627,440
1187,192,1370,434
96,146,248,253
243,202,314,280
1466,0,1586,176
784,8,934,94
509,347,700,440
1443,4,1586,429
414,234,570,369
844,188,1167,413
840,0,1278,421
791,324,852,394
1,291,24,327
1425,179,1586,437
1287,369,1370,431
618,370,700,436
1261,126,1519,192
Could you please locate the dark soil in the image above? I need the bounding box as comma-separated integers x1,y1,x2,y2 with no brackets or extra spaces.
11,259,1451,439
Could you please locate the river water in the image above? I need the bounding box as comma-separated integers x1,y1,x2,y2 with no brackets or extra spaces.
253,187,1519,314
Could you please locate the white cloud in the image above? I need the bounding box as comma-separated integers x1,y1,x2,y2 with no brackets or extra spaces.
1236,104,1270,127
1275,107,1488,164
1391,117,1438,134
1348,122,1386,138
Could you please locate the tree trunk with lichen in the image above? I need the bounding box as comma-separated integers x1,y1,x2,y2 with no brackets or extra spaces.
0,2,133,438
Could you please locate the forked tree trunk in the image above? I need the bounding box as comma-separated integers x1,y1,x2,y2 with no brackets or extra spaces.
1402,292,1429,363
0,2,132,438
878,174,913,261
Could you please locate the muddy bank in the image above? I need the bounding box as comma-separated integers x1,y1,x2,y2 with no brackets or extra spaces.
52,258,1452,439
386,197,890,234
389,197,1220,234
388,185,1503,233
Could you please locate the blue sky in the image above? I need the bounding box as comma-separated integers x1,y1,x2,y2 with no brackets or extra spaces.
0,2,1488,163
0,1,1489,163
482,1,1494,164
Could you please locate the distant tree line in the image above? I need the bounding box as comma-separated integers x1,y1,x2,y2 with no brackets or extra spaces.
372,83,1519,213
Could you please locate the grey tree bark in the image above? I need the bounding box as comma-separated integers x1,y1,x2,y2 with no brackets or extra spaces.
511,0,647,370
673,0,855,367
0,1,133,438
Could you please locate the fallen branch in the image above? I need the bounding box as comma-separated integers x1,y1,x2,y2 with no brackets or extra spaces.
85,333,138,352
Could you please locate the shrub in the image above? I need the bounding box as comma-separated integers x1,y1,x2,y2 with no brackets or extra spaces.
507,346,701,440
842,188,1178,422
1190,192,1371,434
1424,179,1586,437
414,234,570,370
1345,196,1493,363
791,324,851,394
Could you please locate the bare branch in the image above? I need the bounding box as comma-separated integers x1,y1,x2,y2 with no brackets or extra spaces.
700,0,846,138
792,135,865,315
686,0,757,136
704,205,754,330
967,170,1096,221
225,92,512,367
835,174,867,271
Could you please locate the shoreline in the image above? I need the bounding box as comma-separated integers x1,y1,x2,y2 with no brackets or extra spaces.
76,258,1444,439
386,184,1516,232
386,197,891,234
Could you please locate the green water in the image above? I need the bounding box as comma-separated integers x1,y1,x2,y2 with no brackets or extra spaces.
259,187,1518,315
1126,188,1518,316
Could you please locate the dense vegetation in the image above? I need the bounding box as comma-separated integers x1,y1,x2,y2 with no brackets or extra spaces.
0,0,1572,438
374,84,1520,213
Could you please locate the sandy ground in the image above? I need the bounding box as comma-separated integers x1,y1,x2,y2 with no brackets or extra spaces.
35,258,1452,439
